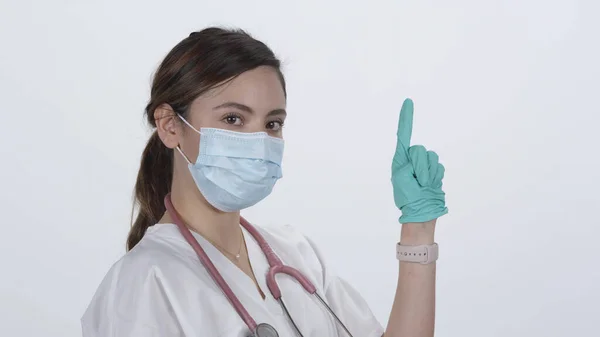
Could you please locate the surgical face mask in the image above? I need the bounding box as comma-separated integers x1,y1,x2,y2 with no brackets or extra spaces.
176,116,284,212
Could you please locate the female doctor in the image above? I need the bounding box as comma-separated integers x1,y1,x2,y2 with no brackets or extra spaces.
82,27,448,337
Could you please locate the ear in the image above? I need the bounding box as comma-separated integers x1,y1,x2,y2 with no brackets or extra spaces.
154,104,180,149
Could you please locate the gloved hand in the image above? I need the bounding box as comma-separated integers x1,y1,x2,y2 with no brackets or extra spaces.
392,98,448,223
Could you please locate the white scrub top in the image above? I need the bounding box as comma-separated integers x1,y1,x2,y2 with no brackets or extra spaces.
81,222,384,337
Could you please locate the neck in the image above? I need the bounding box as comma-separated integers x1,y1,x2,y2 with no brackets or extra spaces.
167,178,242,254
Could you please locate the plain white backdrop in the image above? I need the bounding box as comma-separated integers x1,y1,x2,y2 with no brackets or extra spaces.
1,0,599,336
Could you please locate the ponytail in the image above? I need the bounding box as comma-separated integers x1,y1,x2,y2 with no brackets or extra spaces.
126,131,173,250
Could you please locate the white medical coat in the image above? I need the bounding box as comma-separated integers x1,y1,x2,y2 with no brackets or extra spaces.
81,222,384,336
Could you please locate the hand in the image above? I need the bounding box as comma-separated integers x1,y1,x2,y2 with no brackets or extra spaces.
392,98,448,224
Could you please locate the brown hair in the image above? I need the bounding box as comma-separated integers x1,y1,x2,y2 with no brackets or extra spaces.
126,27,286,251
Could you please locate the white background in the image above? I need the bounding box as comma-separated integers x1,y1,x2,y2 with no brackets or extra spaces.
1,0,599,336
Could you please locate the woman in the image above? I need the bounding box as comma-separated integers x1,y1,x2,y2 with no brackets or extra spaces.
82,27,448,337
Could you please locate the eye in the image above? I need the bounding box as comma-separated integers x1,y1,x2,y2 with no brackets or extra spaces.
266,119,284,131
222,113,243,126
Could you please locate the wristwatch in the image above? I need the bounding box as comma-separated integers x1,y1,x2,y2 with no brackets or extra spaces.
396,243,438,264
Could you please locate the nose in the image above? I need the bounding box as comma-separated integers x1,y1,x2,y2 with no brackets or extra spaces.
243,119,268,134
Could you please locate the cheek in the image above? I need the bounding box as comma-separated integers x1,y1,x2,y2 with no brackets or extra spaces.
181,131,201,162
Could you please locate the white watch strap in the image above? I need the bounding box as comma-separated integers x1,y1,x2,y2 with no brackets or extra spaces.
396,243,438,264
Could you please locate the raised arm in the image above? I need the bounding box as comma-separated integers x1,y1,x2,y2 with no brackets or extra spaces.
384,99,447,337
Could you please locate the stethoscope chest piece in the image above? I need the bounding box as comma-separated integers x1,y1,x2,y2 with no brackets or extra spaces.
254,323,278,337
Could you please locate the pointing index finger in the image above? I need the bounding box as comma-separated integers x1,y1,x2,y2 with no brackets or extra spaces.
397,98,414,147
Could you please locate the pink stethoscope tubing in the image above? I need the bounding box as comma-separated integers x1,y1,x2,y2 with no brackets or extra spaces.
164,194,353,337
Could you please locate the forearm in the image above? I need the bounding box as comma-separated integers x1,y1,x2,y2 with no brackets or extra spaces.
384,220,437,337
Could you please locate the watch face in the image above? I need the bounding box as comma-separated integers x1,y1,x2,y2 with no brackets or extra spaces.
255,323,279,337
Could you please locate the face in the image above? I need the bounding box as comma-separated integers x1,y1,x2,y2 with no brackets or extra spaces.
155,65,287,164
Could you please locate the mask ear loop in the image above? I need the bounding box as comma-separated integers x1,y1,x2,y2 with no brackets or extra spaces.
175,114,200,165
175,146,192,165
178,114,202,134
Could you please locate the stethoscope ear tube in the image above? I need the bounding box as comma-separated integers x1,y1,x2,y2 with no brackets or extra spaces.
240,216,317,299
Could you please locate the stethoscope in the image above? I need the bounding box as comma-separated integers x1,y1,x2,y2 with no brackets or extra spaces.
164,194,355,337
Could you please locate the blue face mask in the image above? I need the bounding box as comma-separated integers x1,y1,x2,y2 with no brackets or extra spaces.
176,116,284,212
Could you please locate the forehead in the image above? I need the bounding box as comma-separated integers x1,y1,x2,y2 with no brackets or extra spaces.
191,66,286,113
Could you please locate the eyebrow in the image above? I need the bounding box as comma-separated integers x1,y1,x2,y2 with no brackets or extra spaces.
213,102,286,117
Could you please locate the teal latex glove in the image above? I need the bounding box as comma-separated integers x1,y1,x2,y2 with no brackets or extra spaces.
392,98,448,223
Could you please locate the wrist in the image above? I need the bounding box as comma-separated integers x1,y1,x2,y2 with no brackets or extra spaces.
400,220,436,245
